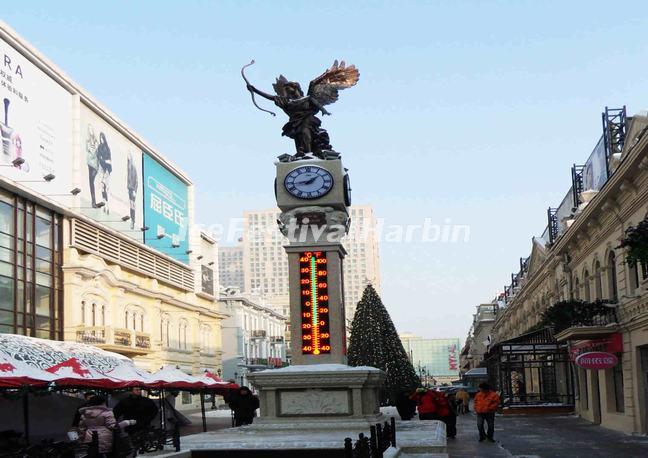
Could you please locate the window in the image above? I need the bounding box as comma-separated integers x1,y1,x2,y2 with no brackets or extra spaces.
607,252,618,302
628,261,640,293
573,277,580,300
612,359,624,413
594,261,602,300
583,271,591,302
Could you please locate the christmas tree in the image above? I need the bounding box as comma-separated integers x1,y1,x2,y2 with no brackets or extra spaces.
347,284,420,404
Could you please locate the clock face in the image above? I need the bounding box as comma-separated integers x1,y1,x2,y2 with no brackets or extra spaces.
284,166,334,199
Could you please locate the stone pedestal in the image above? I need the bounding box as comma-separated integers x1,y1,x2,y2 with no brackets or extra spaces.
247,364,385,429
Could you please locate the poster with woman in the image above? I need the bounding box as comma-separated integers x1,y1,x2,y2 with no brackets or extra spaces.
0,37,73,204
79,105,143,240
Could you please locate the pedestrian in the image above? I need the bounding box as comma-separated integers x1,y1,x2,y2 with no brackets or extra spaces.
71,392,96,428
395,389,417,421
228,386,260,426
440,391,458,439
432,391,457,439
409,387,438,421
474,382,500,442
456,388,470,414
77,395,117,456
113,387,159,434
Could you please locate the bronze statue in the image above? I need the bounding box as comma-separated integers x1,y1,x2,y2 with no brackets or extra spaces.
242,60,359,159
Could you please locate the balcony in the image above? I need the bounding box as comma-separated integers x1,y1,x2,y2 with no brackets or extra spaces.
250,330,267,339
555,306,618,342
246,357,269,367
270,336,284,343
76,326,153,356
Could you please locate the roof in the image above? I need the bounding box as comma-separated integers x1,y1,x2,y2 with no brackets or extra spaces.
464,367,488,377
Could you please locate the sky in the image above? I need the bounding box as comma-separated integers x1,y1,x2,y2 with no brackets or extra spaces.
5,1,648,343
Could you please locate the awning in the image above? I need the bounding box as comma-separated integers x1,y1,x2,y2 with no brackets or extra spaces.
0,351,56,388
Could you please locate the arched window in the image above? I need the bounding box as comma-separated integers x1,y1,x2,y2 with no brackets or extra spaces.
607,251,618,302
583,271,591,302
91,303,97,327
81,301,86,325
594,261,602,300
160,313,170,348
573,276,580,300
178,319,189,350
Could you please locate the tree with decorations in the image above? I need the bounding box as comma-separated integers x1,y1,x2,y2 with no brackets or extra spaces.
348,284,420,404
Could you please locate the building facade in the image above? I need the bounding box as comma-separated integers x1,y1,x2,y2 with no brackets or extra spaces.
400,334,461,385
0,21,226,409
219,289,287,387
460,302,499,374
242,205,382,321
218,241,244,291
488,108,648,434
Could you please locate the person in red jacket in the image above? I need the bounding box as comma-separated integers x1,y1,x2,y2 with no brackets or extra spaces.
437,391,457,438
409,388,438,421
474,383,500,442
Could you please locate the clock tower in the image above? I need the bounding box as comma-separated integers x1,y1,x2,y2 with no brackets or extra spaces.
247,153,385,428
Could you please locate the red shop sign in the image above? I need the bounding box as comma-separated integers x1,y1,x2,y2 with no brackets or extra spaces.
575,352,618,370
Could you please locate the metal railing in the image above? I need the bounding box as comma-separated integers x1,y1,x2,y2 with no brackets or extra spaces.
75,326,152,352
344,418,396,458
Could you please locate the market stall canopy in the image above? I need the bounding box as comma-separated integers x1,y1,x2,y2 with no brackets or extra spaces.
195,371,238,395
150,366,206,390
0,351,56,388
44,357,124,389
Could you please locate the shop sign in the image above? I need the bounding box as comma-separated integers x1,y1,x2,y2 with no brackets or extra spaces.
569,332,622,361
575,352,618,370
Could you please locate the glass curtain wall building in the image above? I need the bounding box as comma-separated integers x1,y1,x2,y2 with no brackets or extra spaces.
0,189,63,339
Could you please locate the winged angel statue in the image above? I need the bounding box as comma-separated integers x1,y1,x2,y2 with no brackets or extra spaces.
242,60,359,159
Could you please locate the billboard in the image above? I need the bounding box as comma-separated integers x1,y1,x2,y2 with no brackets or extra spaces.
79,105,144,240
143,153,189,263
0,37,73,204
583,136,608,191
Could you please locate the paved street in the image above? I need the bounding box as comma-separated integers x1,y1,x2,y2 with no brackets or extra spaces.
448,411,648,457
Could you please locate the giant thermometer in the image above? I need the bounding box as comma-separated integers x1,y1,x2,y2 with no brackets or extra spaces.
299,251,331,355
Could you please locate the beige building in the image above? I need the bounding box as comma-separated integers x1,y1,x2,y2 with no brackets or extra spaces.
242,205,381,321
489,108,648,434
460,302,499,374
0,21,227,410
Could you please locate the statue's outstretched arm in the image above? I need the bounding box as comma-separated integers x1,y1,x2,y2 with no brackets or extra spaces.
247,84,276,101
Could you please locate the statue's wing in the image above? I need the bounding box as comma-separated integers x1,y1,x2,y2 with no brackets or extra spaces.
273,75,290,98
308,60,359,106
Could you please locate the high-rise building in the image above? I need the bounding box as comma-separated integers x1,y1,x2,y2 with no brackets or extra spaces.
218,240,245,291
242,205,381,320
400,334,461,385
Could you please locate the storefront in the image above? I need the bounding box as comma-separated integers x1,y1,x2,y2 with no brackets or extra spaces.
486,327,574,410
0,188,63,339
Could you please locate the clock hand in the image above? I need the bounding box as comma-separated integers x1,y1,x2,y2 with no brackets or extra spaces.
296,176,318,186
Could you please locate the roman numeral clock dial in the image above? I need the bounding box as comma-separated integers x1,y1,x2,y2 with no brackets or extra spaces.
284,166,334,199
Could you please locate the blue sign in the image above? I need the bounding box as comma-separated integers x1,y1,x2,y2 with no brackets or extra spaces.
143,153,189,263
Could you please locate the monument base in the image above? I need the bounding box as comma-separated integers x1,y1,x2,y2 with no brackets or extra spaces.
246,364,385,429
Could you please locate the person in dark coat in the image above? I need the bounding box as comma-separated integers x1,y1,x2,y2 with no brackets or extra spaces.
395,389,417,420
228,386,259,426
440,391,458,439
113,387,158,434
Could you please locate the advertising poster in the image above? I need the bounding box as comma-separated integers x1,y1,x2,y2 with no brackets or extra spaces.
201,265,214,295
583,136,608,191
79,105,143,240
0,37,73,203
555,188,574,235
143,153,189,263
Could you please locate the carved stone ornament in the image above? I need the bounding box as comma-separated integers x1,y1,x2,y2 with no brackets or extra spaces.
278,206,349,242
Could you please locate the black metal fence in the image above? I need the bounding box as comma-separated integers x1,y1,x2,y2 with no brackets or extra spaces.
343,417,396,458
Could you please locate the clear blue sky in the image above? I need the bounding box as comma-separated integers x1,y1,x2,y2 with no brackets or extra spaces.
6,1,648,342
